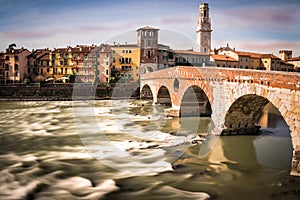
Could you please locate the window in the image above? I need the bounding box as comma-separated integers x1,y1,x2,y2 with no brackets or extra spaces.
106,54,108,57
112,50,115,53
15,71,18,76
65,68,67,74
106,62,108,65
14,64,18,71
106,70,108,75
5,64,9,70
122,50,125,53
47,68,50,73
129,50,132,53
41,69,43,74
14,56,18,60
240,58,243,61
5,56,9,60
147,51,151,58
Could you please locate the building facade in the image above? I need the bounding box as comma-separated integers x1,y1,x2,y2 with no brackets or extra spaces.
213,46,294,72
279,50,300,72
0,52,4,83
174,50,211,67
26,49,50,81
111,44,140,82
3,45,31,83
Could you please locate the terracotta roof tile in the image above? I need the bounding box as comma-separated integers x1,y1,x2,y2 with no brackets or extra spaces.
287,57,300,61
211,54,237,62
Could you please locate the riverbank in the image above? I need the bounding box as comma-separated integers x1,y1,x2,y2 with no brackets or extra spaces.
0,83,140,101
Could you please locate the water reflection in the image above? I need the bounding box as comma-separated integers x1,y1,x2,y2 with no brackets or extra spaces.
0,100,298,200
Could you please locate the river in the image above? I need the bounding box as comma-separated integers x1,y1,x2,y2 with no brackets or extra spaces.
0,100,299,200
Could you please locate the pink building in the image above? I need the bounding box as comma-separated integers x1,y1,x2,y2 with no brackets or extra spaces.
4,45,31,83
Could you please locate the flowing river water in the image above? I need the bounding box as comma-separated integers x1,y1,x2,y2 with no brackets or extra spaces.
0,100,299,200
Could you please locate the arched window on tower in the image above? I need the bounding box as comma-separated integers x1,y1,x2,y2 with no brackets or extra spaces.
204,48,207,53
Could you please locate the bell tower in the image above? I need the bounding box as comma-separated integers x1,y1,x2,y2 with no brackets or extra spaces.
137,26,159,74
196,3,212,54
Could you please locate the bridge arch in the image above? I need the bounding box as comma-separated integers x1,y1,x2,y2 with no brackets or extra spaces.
180,85,212,117
223,94,270,135
157,86,172,107
140,84,153,100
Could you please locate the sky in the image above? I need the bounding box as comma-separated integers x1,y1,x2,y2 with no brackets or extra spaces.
0,0,300,56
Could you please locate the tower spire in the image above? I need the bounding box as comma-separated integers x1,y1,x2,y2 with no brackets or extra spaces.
196,3,212,54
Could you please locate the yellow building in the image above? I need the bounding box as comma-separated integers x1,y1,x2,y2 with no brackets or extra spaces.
50,47,74,81
111,44,140,82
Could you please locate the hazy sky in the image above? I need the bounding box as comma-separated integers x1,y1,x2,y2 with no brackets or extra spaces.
1,0,300,56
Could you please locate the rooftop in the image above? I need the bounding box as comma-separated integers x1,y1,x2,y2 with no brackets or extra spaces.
174,50,209,56
137,25,160,31
211,54,237,62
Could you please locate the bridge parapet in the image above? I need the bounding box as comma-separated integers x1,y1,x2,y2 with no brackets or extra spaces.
141,67,300,91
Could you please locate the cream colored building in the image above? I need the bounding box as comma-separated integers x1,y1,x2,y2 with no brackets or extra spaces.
279,50,300,72
214,46,294,71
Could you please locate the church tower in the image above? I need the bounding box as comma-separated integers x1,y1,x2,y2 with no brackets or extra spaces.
196,3,212,54
137,26,159,74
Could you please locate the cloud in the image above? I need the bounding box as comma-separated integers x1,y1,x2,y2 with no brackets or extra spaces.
3,31,54,38
161,15,194,24
215,5,299,30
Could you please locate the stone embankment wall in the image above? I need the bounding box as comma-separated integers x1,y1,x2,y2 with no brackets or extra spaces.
0,83,140,100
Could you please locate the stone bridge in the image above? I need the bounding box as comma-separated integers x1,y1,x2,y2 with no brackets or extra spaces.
140,66,300,176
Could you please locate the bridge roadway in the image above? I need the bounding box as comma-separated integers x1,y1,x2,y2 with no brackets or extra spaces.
140,66,300,176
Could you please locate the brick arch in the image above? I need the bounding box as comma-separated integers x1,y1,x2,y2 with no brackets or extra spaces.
140,84,154,100
179,84,212,117
223,94,269,135
177,80,213,107
226,85,295,138
157,85,172,107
